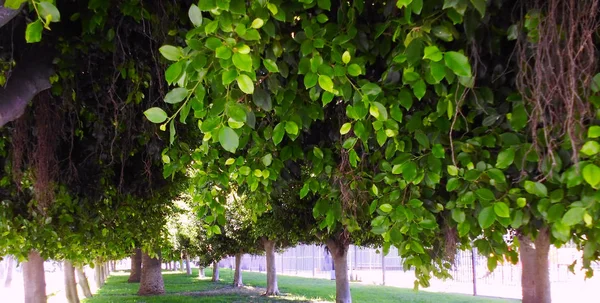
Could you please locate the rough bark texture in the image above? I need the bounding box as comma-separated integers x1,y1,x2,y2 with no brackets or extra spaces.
75,267,93,298
327,239,352,303
519,228,551,303
63,261,80,303
264,239,279,295
211,261,219,282
233,253,243,287
23,250,46,303
128,249,142,283
3,255,13,288
185,253,192,275
138,252,165,296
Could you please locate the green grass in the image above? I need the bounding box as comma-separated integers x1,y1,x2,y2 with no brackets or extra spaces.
84,268,519,303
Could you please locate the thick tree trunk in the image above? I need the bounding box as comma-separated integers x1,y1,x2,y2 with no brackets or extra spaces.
233,253,243,287
104,262,109,277
4,255,14,288
138,252,165,295
264,239,279,295
519,228,552,303
211,261,219,282
75,267,93,298
94,261,102,288
111,261,116,272
23,250,46,303
128,249,142,283
63,261,80,303
327,239,352,303
185,253,192,275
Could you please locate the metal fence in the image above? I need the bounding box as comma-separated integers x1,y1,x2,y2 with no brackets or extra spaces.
222,243,597,299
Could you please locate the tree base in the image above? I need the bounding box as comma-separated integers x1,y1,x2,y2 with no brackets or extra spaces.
262,290,280,296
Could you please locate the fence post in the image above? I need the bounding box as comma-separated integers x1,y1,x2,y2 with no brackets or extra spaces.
471,247,477,296
382,252,386,286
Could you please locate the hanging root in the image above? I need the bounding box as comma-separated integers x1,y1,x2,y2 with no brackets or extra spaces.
516,0,600,169
443,225,458,265
11,112,29,189
33,92,59,214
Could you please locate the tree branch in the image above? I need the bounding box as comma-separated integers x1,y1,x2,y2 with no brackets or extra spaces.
0,0,24,29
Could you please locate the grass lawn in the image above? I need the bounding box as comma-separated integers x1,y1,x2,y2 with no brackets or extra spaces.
84,268,519,303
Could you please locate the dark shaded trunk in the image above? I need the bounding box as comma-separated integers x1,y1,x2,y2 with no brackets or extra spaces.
3,255,14,288
327,239,351,303
264,239,279,295
23,250,46,303
185,253,192,275
519,228,551,303
111,261,116,272
138,252,165,295
128,249,142,283
211,261,219,282
75,266,93,298
233,253,243,287
63,261,80,303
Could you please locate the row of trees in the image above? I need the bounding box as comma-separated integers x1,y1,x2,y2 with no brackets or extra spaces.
0,0,599,303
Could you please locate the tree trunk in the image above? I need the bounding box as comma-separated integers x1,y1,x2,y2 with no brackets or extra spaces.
23,250,46,303
185,253,192,275
138,252,165,295
111,261,116,272
63,261,80,303
128,249,142,283
327,239,352,303
4,255,14,288
519,228,551,303
94,261,102,288
264,239,279,295
104,262,109,277
211,261,219,282
75,266,93,298
199,266,204,278
179,259,184,272
233,253,243,287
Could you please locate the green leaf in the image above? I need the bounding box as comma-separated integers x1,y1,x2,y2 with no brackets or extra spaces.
25,20,43,43
273,123,285,145
495,147,515,169
588,126,600,138
252,87,272,111
362,83,382,96
313,147,324,159
581,141,600,156
164,88,188,104
399,88,413,110
583,164,600,187
470,0,486,17
447,165,459,176
263,59,279,73
432,144,445,158
236,74,254,94
226,103,247,122
215,46,232,59
4,0,27,9
396,0,413,8
379,204,393,213
562,207,585,226
493,202,510,218
317,0,331,10
39,2,61,22
591,73,600,93
318,75,334,92
524,181,548,197
423,46,443,62
444,51,472,77
232,53,253,72
412,79,426,100
188,4,203,27
342,137,358,149
218,127,239,153
159,45,183,61
369,102,388,121
478,206,496,229
475,188,495,202
144,107,168,123
340,123,352,135
342,51,351,64
165,62,183,84
487,168,506,184
262,154,273,166
452,209,466,223
347,64,361,76
402,161,418,182
251,18,264,29
285,121,299,135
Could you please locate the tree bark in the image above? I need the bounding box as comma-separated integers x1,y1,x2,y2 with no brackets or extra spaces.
185,253,192,275
75,266,93,298
138,252,165,295
519,228,551,303
327,239,352,303
94,261,102,288
3,255,14,288
199,266,204,278
211,261,219,282
264,239,279,295
233,253,243,287
0,0,23,29
179,259,184,272
63,261,80,303
23,250,46,303
128,248,142,283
